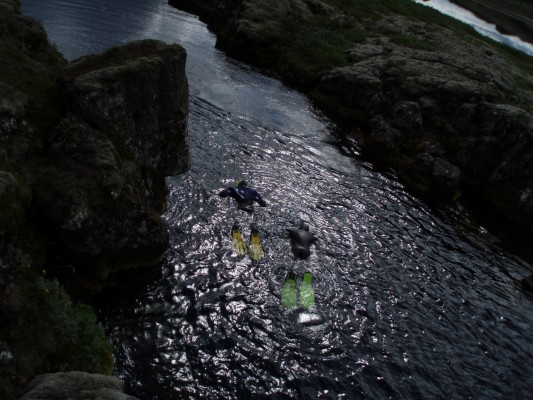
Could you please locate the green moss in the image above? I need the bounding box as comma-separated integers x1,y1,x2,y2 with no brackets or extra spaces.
240,0,497,86
281,25,349,76
9,271,113,375
0,264,113,398
389,33,436,51
33,277,113,373
257,0,532,91
272,12,369,84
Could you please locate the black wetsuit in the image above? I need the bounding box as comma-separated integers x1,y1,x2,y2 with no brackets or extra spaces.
219,186,267,213
285,228,318,260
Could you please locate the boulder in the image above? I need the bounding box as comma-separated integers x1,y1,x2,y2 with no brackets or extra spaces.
392,100,423,134
33,117,170,271
22,372,139,400
31,40,190,286
397,153,462,203
59,39,189,176
359,115,402,164
455,103,533,228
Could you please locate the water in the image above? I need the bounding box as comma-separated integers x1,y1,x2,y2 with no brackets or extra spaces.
21,1,533,399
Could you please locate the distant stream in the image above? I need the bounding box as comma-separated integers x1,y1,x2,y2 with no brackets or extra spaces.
414,0,533,55
22,0,533,399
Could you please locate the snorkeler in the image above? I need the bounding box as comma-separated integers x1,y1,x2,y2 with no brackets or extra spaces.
283,221,319,260
219,179,267,260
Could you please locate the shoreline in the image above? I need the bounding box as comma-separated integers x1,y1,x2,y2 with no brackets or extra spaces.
168,0,533,262
448,0,533,43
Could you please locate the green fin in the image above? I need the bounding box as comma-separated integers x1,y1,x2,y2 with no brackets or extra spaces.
231,225,247,256
299,272,315,310
281,272,297,308
249,226,264,261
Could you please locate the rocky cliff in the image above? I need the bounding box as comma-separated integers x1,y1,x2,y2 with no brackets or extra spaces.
169,0,533,256
0,0,189,397
38,39,189,292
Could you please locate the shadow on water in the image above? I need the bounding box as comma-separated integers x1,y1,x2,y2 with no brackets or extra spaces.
21,0,533,399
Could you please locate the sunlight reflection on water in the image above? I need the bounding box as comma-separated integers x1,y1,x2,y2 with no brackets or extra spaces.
21,0,533,399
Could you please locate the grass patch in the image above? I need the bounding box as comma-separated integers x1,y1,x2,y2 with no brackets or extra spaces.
292,0,531,81
276,13,369,83
282,25,350,73
389,33,436,51
490,40,533,78
31,276,113,373
1,266,113,399
255,0,484,81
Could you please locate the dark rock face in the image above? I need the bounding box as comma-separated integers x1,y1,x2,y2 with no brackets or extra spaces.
1,2,189,395
397,153,462,203
454,103,533,227
22,371,139,400
59,41,189,177
34,117,169,278
33,40,189,286
315,31,532,211
2,6,190,283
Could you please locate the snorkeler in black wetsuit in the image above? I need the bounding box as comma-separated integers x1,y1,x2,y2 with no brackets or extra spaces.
283,221,319,260
218,180,267,213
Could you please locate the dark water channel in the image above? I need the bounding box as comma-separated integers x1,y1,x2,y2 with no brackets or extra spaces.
22,1,533,399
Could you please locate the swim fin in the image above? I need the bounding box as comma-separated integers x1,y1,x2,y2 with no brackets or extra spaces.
249,225,264,261
299,272,315,310
231,224,247,256
281,271,297,308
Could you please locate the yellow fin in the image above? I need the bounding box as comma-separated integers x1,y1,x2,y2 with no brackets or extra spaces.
232,229,247,256
249,233,264,261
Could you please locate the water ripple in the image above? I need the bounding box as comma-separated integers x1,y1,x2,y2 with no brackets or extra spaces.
21,0,533,399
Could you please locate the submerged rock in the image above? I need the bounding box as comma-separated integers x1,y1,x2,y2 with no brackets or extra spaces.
522,272,533,293
397,153,462,203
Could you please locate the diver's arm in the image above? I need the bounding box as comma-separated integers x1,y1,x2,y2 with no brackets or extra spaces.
254,191,267,207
